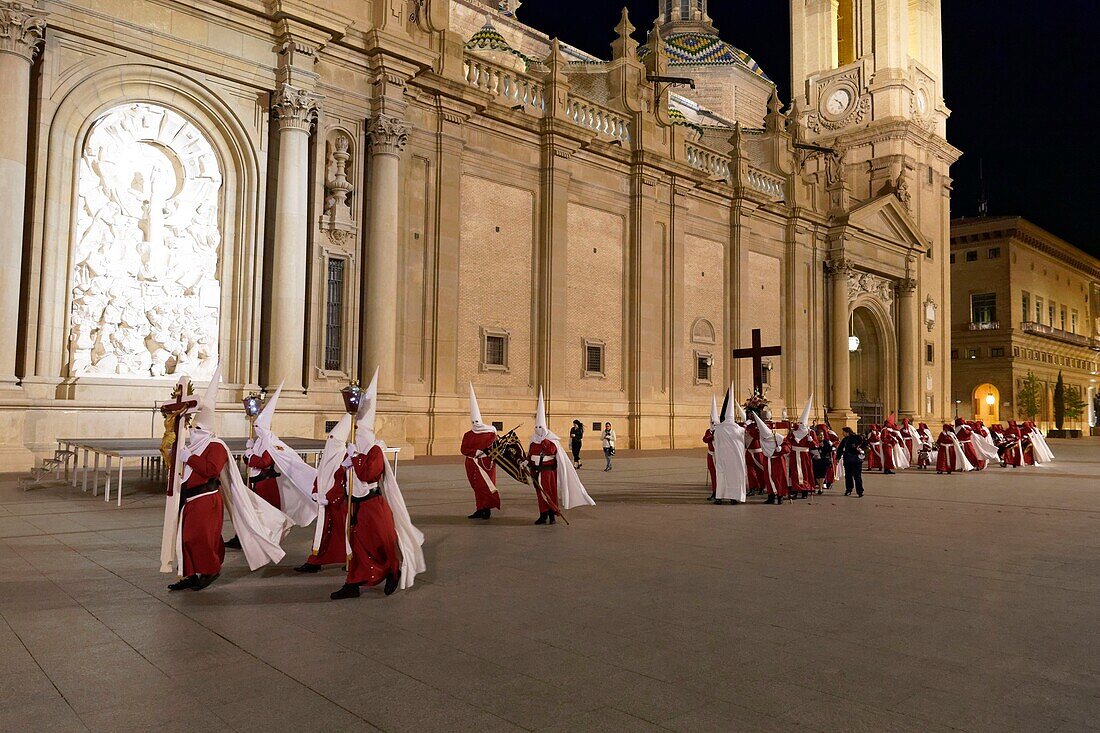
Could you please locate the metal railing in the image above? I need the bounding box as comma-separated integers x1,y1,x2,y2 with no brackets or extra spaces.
968,321,1000,331
1020,321,1097,348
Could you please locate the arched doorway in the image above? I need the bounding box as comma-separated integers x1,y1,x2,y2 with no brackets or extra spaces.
973,383,999,424
850,306,885,432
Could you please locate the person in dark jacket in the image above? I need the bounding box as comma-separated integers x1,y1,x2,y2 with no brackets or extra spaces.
568,420,584,468
811,426,835,494
835,427,866,497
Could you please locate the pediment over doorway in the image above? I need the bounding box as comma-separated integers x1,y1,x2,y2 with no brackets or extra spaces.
839,194,930,252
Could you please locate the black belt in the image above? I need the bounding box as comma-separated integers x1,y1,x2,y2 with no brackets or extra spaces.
248,467,282,485
180,478,220,503
350,490,382,525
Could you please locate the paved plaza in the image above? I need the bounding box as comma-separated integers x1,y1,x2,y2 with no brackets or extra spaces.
1,441,1099,732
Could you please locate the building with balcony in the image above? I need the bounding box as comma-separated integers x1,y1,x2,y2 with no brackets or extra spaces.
950,216,1100,429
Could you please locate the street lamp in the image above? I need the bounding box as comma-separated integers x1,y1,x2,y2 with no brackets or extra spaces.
954,399,962,418
848,335,861,352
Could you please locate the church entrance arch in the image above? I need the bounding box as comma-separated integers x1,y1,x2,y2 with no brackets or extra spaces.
68,103,223,380
973,383,1000,424
849,304,889,433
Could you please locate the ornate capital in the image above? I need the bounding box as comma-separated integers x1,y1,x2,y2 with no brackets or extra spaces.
896,277,918,296
271,83,321,132
0,1,47,62
824,257,853,282
366,113,411,157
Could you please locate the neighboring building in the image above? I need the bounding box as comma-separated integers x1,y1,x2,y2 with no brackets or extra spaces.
950,217,1100,430
0,0,957,469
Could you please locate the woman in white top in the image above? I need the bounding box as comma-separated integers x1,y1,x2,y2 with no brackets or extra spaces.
601,422,616,471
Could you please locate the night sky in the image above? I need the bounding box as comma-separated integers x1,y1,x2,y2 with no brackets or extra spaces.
518,1,1099,257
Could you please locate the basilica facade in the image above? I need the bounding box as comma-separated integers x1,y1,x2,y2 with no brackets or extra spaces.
0,0,958,468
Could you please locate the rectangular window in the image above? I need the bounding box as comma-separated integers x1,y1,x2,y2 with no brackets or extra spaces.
695,352,713,384
1049,303,1056,326
951,349,959,360
968,348,979,359
584,341,605,377
1060,307,1067,331
925,343,934,365
971,293,997,324
481,329,509,371
592,421,601,431
988,247,1001,259
949,253,956,265
1035,297,1043,323
991,347,1005,357
324,257,345,371
1072,310,1079,333
965,250,978,262
1022,292,1030,323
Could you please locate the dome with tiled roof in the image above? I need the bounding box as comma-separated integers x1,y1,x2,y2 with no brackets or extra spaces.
465,20,531,67
641,31,770,81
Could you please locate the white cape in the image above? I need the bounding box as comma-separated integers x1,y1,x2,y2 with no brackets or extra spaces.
1030,428,1055,463
247,431,319,527
162,432,292,574
944,432,974,472
971,430,1001,463
713,421,747,502
550,437,596,510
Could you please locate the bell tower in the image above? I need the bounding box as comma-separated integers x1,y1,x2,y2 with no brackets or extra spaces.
659,0,715,35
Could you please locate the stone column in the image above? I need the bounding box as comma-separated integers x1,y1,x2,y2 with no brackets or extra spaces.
363,113,410,393
825,257,857,428
0,1,46,387
897,277,919,418
269,83,320,392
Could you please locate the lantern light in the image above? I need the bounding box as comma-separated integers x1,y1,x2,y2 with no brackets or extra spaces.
848,336,860,352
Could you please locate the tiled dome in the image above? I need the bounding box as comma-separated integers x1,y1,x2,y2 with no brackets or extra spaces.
643,31,770,81
465,20,530,65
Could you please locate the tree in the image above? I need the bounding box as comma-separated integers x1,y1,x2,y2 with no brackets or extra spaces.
1053,371,1065,430
1064,385,1087,425
1017,371,1042,421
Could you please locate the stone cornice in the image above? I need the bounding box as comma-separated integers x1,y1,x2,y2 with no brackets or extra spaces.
951,217,1100,281
0,1,47,62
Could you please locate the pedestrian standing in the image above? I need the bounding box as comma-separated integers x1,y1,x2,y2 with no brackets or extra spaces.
836,427,866,497
811,426,835,494
569,419,584,469
602,422,616,471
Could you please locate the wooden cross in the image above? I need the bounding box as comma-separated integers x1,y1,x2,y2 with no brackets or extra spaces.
159,386,197,497
731,328,782,394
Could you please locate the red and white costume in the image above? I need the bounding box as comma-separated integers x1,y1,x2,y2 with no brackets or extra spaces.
526,389,595,518
753,414,789,500
305,416,352,568
703,396,718,496
953,418,984,470
936,423,973,474
866,425,884,470
244,382,319,527
461,384,501,513
712,387,747,503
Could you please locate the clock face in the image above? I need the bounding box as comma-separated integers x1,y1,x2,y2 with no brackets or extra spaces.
825,88,852,116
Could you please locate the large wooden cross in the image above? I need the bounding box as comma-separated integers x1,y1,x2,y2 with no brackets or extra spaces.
731,328,782,394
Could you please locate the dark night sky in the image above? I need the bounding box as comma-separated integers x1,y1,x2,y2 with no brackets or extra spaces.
517,1,1099,257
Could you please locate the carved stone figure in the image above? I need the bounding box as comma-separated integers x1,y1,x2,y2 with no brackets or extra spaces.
68,103,223,380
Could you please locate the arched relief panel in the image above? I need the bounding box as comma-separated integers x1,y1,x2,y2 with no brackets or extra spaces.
32,63,264,388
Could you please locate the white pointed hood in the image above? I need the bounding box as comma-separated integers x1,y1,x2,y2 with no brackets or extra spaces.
793,393,813,441
713,382,748,502
753,412,781,455
355,367,379,451
734,399,747,424
193,361,222,433
530,387,559,443
710,395,720,427
255,381,284,432
470,382,496,435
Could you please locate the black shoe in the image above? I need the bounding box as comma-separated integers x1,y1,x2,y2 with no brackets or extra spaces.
707,493,715,501
764,495,776,505
384,571,401,596
224,536,242,550
885,470,895,475
467,508,490,519
534,512,549,525
844,490,852,496
801,492,809,499
547,512,556,524
192,573,219,591
168,575,198,591
730,500,739,505
330,583,361,600
295,562,322,573
857,493,864,498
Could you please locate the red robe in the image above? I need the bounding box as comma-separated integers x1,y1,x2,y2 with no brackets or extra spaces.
936,431,960,473
246,450,281,509
745,428,765,492
881,428,898,471
346,446,402,587
762,440,790,498
703,428,716,494
900,422,916,463
181,441,228,577
955,425,984,470
820,427,840,484
787,432,816,492
305,466,349,566
461,430,501,511
1003,425,1033,466
528,439,560,513
866,429,884,470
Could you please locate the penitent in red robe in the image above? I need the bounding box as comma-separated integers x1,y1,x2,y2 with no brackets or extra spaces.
460,430,501,511
745,427,765,492
866,428,883,470
955,424,984,471
305,466,349,567
181,441,228,577
247,450,281,509
787,432,817,492
936,429,960,473
762,440,790,498
528,439,560,513
703,428,716,494
346,446,402,587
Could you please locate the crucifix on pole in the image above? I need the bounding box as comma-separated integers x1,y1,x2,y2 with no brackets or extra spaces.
732,328,782,394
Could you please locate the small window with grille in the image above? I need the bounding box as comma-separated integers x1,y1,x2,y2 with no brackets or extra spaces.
480,328,509,372
324,257,346,371
965,250,978,262
584,341,605,377
925,343,934,364
695,352,713,384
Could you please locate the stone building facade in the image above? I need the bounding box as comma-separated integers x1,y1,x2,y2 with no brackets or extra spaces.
950,217,1100,430
0,0,958,469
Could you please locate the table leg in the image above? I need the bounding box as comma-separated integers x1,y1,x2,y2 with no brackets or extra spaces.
117,458,125,507
81,449,89,493
104,456,113,503
92,453,100,496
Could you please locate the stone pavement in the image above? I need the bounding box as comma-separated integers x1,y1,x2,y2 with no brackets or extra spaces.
1,440,1099,733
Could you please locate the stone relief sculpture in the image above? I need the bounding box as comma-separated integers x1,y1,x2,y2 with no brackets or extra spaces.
68,103,222,379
